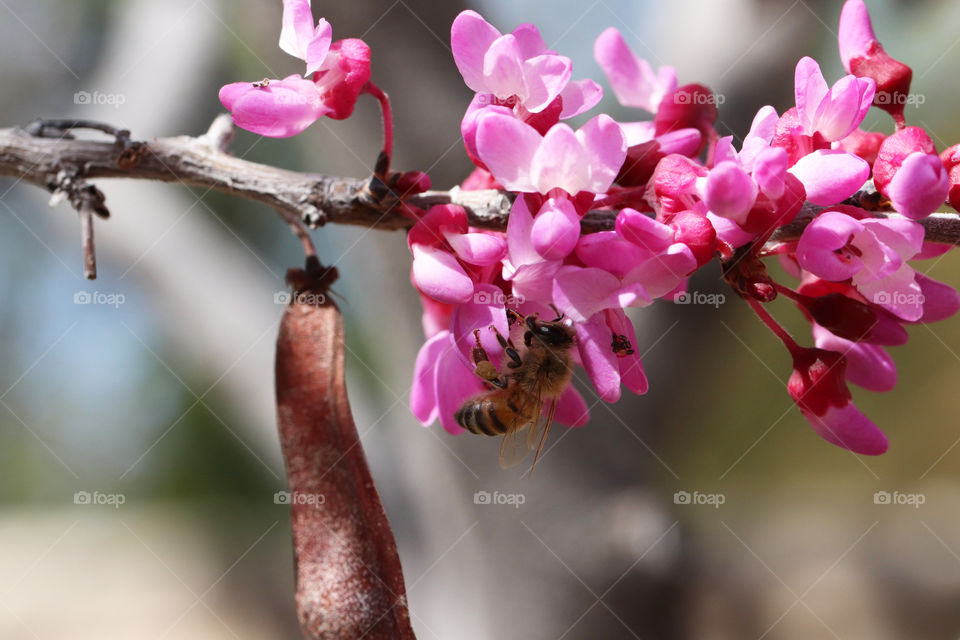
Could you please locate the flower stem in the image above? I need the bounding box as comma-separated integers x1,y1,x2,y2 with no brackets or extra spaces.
363,82,393,173
746,296,802,356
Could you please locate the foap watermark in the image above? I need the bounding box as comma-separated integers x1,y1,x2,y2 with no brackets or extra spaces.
74,90,126,108
673,490,725,509
874,490,925,508
875,91,926,107
74,490,126,508
673,291,725,308
274,490,326,506
274,290,326,306
74,291,125,308
473,290,524,306
873,291,924,306
674,90,725,106
473,490,525,509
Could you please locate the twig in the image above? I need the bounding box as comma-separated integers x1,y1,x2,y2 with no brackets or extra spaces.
2,117,960,255
79,205,96,279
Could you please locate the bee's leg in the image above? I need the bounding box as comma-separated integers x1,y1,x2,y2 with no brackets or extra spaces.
471,329,507,389
488,324,522,369
548,304,564,322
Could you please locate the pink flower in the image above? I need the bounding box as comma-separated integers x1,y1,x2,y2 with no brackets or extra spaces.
838,0,913,126
873,127,949,220
279,0,332,75
219,1,371,136
593,28,677,113
794,56,875,141
408,205,506,304
219,75,331,138
788,347,888,455
475,112,627,195
451,10,574,114
552,210,696,400
796,210,925,321
940,144,960,213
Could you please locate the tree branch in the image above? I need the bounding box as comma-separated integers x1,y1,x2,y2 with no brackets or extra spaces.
2,116,959,249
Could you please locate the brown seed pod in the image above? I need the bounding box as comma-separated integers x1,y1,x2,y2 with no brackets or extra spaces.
275,261,415,640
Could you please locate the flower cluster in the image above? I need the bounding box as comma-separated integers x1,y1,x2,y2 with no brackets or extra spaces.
219,0,372,137
409,1,960,454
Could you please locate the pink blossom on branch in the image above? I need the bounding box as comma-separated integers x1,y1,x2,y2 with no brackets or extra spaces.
219,0,371,137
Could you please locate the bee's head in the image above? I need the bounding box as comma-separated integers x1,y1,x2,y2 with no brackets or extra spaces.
525,315,576,348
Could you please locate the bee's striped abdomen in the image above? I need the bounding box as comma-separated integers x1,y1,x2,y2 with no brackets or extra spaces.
455,396,514,436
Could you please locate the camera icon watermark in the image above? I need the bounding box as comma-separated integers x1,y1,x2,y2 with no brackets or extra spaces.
473,490,525,509
73,90,126,108
674,90,725,106
73,490,126,508
673,490,725,509
274,291,326,306
73,291,125,308
673,291,725,308
872,291,924,306
274,490,325,506
874,91,925,106
873,490,925,508
473,290,524,306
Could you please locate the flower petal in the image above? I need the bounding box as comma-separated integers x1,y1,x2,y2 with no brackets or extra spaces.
575,313,621,402
410,331,449,425
476,112,541,192
594,27,676,112
411,244,475,304
796,211,865,281
523,53,572,112
788,149,869,205
812,324,896,391
531,197,581,260
219,76,330,137
451,10,501,92
577,114,628,193
553,266,645,323
558,78,603,119
800,402,888,455
704,161,757,223
553,385,590,427
444,230,507,266
531,123,588,194
885,152,949,220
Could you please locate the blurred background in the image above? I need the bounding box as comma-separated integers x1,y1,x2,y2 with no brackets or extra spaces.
2,0,960,638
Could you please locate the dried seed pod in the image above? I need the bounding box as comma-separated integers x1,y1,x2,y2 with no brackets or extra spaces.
275,262,414,640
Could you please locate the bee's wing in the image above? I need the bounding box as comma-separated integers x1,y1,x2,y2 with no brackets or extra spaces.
497,425,533,469
497,389,542,469
527,398,556,474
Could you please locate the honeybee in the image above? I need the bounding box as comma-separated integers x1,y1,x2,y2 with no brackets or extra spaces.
455,309,576,470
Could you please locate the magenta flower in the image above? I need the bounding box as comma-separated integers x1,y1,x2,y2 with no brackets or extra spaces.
873,127,949,220
408,205,506,304
838,0,913,126
279,0,332,75
794,56,874,141
219,75,331,138
451,10,574,114
796,210,925,321
476,111,627,195
219,0,371,137
788,347,888,455
593,28,677,113
552,210,696,400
